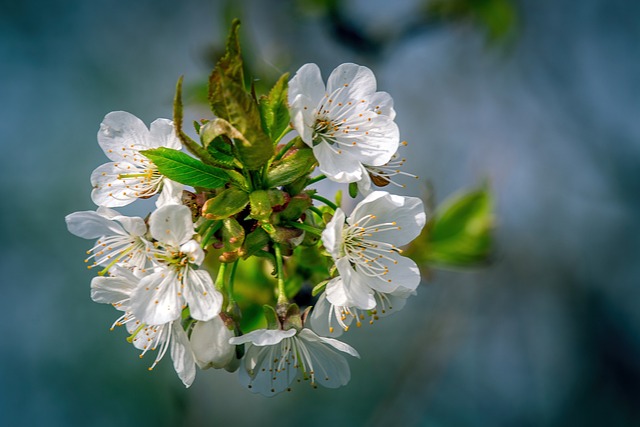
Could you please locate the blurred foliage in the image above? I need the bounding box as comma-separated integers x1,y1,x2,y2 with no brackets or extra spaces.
406,185,494,268
426,0,518,42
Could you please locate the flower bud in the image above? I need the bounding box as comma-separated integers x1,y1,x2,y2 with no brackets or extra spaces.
190,316,235,369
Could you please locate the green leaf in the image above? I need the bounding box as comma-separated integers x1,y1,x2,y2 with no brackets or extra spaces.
208,20,273,169
249,190,272,222
202,187,249,220
140,147,228,189
259,73,291,142
173,77,226,168
406,186,494,267
265,147,317,188
278,193,312,222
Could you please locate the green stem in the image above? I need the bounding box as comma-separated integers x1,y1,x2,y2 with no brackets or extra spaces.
307,174,326,185
289,222,323,236
311,194,338,211
215,263,228,292
274,125,292,145
274,243,288,304
227,260,238,311
201,220,222,248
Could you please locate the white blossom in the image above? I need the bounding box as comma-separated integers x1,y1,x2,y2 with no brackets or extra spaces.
230,328,359,396
91,268,196,387
130,204,223,326
288,63,399,183
321,191,426,310
65,207,150,273
91,111,182,207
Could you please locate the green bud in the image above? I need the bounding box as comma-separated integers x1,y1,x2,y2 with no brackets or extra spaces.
278,192,312,222
240,227,270,259
222,217,245,252
249,190,272,222
265,146,316,188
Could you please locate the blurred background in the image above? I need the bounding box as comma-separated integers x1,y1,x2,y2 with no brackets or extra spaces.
1,0,639,425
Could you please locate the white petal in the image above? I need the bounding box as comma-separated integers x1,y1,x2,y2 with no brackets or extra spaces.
356,253,421,293
149,118,182,150
326,63,376,100
321,208,345,260
367,91,396,120
90,275,137,305
229,328,296,346
98,111,151,163
297,329,356,388
65,210,125,239
237,342,296,395
130,269,183,325
90,161,149,207
288,63,325,107
190,316,235,369
170,322,197,387
299,328,360,358
336,114,399,167
289,94,316,146
333,258,376,309
356,164,373,195
180,240,205,266
182,269,222,321
149,204,194,247
111,215,146,237
350,191,426,246
313,142,363,183
155,178,184,208
309,292,346,338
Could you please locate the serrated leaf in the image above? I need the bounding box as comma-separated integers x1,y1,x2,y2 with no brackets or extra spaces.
202,187,249,220
265,147,317,188
140,147,228,189
259,73,290,142
208,21,273,170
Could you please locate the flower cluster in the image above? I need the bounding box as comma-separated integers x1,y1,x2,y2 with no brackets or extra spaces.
66,21,426,395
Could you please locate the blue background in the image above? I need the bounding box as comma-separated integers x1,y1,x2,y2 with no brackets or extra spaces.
2,0,639,425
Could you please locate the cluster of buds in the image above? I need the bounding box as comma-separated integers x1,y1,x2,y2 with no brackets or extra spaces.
66,21,428,396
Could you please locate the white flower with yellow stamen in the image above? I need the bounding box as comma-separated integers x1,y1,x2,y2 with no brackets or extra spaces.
321,191,426,310
129,204,223,326
91,111,182,207
230,327,359,396
65,207,150,273
288,63,399,183
91,268,196,387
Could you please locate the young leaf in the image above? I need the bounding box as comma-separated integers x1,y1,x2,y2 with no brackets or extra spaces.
241,227,270,259
140,147,228,189
202,187,250,220
265,147,317,188
259,72,290,142
222,217,245,252
406,186,494,267
208,21,273,169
